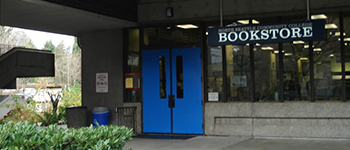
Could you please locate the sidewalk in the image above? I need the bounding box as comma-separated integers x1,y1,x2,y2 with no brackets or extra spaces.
124,136,350,150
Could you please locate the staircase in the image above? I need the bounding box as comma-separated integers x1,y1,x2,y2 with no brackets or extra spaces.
0,47,55,89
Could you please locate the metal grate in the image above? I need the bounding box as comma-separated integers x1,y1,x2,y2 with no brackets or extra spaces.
116,107,136,133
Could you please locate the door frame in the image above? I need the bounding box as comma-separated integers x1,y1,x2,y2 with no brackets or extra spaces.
141,48,203,134
138,22,207,135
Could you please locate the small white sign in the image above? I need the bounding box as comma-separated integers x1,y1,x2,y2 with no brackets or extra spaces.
96,73,108,93
208,92,219,101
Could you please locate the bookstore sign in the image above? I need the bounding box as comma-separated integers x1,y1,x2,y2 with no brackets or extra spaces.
208,20,325,46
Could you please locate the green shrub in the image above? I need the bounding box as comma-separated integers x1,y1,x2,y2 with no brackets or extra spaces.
0,122,133,150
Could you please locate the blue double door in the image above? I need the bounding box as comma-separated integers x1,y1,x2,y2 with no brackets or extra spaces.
142,47,203,134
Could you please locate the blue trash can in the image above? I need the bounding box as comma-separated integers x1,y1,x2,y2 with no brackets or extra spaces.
92,107,110,126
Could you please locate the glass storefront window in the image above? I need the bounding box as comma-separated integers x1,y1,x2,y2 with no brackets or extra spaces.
343,14,350,100
125,28,141,102
283,42,310,101
254,44,279,102
207,46,224,101
314,13,342,101
226,45,251,101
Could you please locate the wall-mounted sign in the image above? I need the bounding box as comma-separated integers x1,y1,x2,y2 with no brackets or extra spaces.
231,75,247,87
208,20,325,46
96,73,108,93
208,92,219,101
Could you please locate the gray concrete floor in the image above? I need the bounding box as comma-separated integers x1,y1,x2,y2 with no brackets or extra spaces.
124,136,350,150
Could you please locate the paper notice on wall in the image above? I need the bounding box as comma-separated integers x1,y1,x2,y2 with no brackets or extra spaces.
125,77,133,88
96,73,108,93
208,92,219,101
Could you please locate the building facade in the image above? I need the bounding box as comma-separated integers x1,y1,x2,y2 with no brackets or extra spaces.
3,0,350,138
119,0,350,138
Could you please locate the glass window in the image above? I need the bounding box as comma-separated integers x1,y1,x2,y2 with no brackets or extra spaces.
283,42,310,101
343,13,350,100
313,13,342,101
226,45,251,101
125,28,141,102
143,24,201,48
254,43,279,102
207,46,224,101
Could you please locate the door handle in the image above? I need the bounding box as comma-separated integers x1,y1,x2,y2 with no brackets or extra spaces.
168,95,175,108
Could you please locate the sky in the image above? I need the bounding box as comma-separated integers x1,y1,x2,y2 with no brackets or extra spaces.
12,27,75,51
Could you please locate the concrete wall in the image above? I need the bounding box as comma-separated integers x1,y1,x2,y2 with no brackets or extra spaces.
205,102,350,138
138,0,350,23
123,102,142,134
80,29,124,125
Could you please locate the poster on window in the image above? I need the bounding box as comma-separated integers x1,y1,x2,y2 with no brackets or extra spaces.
231,75,247,87
96,73,108,93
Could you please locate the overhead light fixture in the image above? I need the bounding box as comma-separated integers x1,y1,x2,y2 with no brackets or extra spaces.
293,41,305,44
256,43,261,46
206,32,208,35
344,38,350,41
261,46,274,50
285,53,292,56
311,14,327,20
274,50,285,53
253,48,257,51
304,45,315,48
325,24,338,29
329,54,334,57
300,57,308,60
176,24,198,29
313,48,322,51
246,43,250,46
335,32,346,36
237,19,259,24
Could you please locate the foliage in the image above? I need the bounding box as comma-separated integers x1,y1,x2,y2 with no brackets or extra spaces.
61,84,82,107
0,122,134,150
43,40,55,51
35,106,66,126
0,96,37,123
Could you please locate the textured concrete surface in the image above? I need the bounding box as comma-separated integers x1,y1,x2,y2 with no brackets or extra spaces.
138,0,350,23
205,102,350,138
81,29,124,125
125,136,350,150
123,103,142,134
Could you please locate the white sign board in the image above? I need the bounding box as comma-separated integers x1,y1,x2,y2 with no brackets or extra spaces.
208,92,219,101
231,75,247,87
96,73,108,93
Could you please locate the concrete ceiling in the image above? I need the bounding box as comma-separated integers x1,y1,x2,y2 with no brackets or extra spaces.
0,0,138,36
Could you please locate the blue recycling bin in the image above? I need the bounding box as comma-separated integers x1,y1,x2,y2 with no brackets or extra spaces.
92,107,110,126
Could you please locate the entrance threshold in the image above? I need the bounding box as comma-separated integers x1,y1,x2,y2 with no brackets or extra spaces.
134,134,197,140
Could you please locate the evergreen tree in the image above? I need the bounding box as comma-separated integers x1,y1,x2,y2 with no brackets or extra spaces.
43,40,55,51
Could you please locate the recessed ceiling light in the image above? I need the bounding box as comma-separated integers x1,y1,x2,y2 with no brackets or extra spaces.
285,53,292,56
300,57,308,60
304,45,315,48
176,24,198,29
274,51,279,54
262,47,274,50
206,32,208,35
335,32,346,36
313,48,322,51
329,54,334,57
293,41,305,44
325,24,338,29
237,19,259,24
344,38,350,41
311,14,327,20
256,43,261,46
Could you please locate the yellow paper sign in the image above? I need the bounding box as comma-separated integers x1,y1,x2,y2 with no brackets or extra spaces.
125,78,133,88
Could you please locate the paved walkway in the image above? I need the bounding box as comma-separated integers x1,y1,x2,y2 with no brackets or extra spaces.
124,136,350,150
